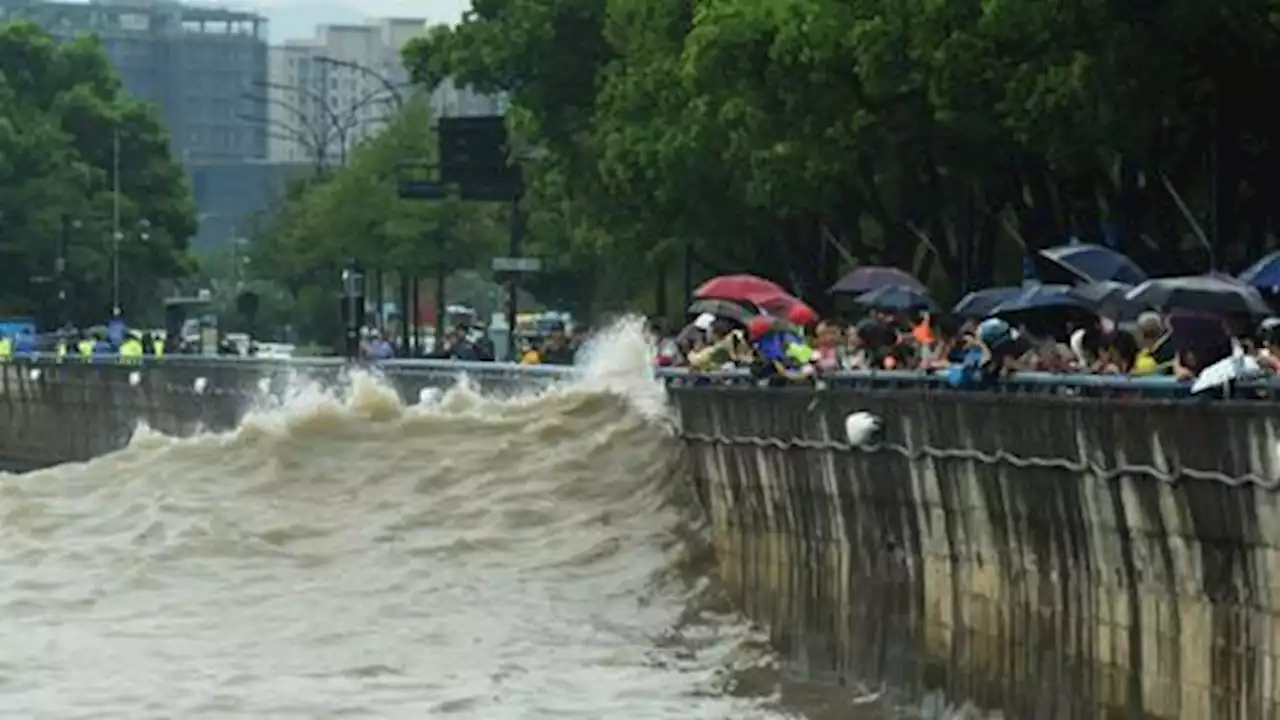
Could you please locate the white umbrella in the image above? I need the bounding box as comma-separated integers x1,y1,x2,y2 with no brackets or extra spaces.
1191,345,1267,394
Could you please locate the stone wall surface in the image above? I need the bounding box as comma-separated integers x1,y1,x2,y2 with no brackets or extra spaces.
678,385,1280,720
0,358,1276,719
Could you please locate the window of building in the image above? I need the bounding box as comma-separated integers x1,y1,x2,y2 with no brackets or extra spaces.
118,12,148,31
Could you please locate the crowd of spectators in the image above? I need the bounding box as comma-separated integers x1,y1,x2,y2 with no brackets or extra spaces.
649,302,1280,388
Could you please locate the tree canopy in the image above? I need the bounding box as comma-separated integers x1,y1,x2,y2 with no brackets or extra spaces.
404,0,1280,314
248,94,508,345
0,21,197,326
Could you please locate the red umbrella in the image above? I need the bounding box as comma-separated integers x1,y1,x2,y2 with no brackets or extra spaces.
755,293,816,323
694,274,787,303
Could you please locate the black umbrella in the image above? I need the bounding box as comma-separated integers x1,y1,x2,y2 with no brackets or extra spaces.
687,298,752,325
829,266,926,295
1125,275,1272,317
992,283,1098,331
993,284,1093,313
952,286,1021,318
1037,243,1148,284
853,284,937,312
1074,280,1143,320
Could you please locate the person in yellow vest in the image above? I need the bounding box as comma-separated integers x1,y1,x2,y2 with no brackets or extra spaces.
0,334,11,362
77,333,95,360
150,333,165,358
518,337,540,364
118,333,144,363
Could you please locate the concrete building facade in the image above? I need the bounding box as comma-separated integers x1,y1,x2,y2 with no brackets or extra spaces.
0,0,269,163
266,18,506,164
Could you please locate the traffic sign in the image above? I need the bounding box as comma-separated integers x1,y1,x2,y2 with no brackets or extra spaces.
398,179,518,202
439,116,519,192
492,257,542,273
397,180,449,199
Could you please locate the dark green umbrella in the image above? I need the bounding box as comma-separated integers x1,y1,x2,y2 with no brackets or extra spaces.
687,298,753,325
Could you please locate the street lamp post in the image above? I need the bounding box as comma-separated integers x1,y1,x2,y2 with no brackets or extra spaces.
240,83,401,171
111,126,121,317
341,262,365,359
56,214,72,329
252,80,356,167
308,57,409,331
238,95,335,173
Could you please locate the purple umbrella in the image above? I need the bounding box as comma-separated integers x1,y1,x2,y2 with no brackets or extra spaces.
829,267,925,295
1156,311,1233,367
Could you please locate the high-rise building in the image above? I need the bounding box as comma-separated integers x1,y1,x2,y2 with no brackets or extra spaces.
0,0,269,163
266,18,505,164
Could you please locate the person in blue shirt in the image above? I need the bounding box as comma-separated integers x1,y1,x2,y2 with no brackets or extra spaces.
747,316,814,383
947,317,1013,389
11,330,37,357
91,332,114,359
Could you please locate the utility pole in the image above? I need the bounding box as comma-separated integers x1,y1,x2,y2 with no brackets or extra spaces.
57,214,69,329
112,127,121,317
506,198,526,359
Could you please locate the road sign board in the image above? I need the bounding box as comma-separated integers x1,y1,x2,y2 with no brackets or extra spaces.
399,180,518,202
439,115,519,191
492,257,542,273
397,180,449,199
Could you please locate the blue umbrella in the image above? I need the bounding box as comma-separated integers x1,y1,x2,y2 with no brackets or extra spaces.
1038,243,1148,285
853,284,937,312
952,286,1021,318
993,284,1095,315
1237,251,1280,289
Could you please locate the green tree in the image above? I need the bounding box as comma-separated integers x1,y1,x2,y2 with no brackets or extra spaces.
249,96,507,345
404,0,1280,314
0,21,197,327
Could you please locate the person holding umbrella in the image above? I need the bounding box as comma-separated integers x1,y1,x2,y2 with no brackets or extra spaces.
746,315,815,383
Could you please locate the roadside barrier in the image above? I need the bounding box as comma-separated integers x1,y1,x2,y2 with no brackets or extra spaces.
2,353,1277,400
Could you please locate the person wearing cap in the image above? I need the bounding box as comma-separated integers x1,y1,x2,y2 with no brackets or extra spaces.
746,315,814,383
779,304,818,365
687,315,750,371
785,303,817,333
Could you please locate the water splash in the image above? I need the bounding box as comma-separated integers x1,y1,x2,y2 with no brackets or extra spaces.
573,314,670,424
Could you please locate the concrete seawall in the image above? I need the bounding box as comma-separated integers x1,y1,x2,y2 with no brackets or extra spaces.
679,384,1280,719
1,359,1276,718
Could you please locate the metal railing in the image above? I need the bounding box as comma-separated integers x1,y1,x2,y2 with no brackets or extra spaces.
3,353,1275,400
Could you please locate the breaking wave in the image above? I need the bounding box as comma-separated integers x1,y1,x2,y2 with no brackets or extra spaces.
0,317,797,719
